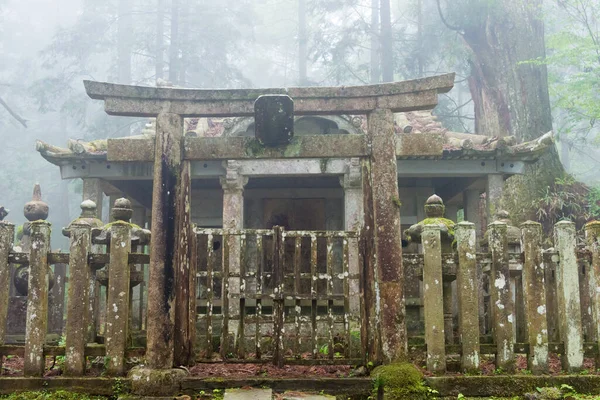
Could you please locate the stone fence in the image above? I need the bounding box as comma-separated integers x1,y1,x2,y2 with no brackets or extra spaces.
409,208,600,375
0,197,149,377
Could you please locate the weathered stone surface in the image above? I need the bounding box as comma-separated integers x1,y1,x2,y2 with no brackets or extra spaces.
585,220,600,366
396,132,445,157
367,108,406,362
23,184,49,222
64,222,92,376
554,220,584,371
455,222,480,373
520,221,548,374
486,174,503,221
112,198,133,221
128,367,188,397
84,74,454,117
0,222,14,344
105,221,132,375
488,221,515,372
146,112,183,369
224,388,272,400
254,95,294,146
82,179,103,219
421,224,446,373
24,221,51,377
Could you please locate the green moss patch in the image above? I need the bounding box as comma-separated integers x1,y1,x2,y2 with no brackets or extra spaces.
0,391,107,400
372,362,428,399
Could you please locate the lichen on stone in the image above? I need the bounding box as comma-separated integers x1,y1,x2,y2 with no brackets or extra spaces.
371,362,428,399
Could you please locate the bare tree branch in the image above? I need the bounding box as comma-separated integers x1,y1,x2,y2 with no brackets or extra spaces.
0,96,27,128
435,0,463,33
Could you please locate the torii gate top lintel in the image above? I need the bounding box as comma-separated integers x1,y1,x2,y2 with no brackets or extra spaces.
83,73,455,118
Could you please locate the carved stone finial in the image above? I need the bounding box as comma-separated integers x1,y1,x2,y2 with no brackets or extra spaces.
220,160,249,191
112,198,133,222
80,200,97,218
24,183,49,221
0,206,8,221
424,194,445,218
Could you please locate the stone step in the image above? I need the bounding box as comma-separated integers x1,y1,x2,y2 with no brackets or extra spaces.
224,388,273,400
279,392,336,400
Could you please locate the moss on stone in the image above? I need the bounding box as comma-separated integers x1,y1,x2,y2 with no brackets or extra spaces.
15,224,24,242
422,217,456,238
0,391,107,400
371,362,428,399
244,139,266,157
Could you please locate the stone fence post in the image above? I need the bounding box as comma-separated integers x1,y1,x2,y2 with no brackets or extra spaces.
488,221,515,372
24,220,51,377
64,221,92,376
105,199,133,376
421,224,445,373
455,221,479,373
0,219,14,348
554,220,583,372
585,221,600,367
520,221,548,374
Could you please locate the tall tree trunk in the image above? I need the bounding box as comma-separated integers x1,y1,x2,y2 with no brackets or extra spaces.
380,0,393,82
447,0,563,222
462,0,551,141
117,0,133,84
370,0,380,83
156,0,165,81
169,0,180,85
298,0,308,85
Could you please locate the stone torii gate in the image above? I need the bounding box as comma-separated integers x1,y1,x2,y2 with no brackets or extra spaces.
83,74,455,370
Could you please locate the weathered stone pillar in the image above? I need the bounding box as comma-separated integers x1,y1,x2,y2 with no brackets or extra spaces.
64,221,92,376
220,160,248,356
585,221,600,367
341,157,363,232
554,220,584,371
422,224,446,373
105,199,133,375
367,108,406,362
520,221,548,374
146,112,183,369
341,158,363,339
488,221,515,372
486,174,504,221
463,190,482,238
0,217,14,346
455,222,480,373
82,178,103,219
24,220,51,377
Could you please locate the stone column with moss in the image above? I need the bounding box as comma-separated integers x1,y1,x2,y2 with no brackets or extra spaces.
146,112,183,369
367,108,406,362
486,174,504,222
82,178,103,220
555,220,584,371
0,211,14,348
23,220,51,377
220,160,248,356
455,221,480,373
421,224,446,373
520,221,548,374
488,221,515,372
63,215,92,376
104,199,133,375
340,158,363,341
585,221,600,367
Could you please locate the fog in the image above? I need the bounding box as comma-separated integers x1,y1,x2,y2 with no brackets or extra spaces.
1,0,598,245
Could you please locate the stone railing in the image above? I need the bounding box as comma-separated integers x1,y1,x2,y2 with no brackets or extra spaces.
405,196,600,375
0,196,149,377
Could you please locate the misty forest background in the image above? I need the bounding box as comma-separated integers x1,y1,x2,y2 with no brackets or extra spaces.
1,0,599,247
